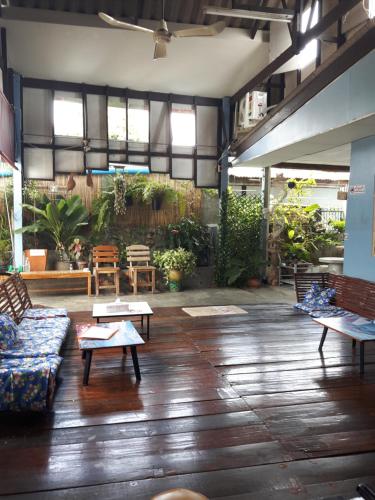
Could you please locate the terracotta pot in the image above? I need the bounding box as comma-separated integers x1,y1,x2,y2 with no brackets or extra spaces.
247,277,261,288
24,249,48,271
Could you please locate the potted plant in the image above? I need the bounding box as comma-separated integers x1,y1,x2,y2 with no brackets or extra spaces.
153,247,196,292
68,238,87,269
142,181,177,211
20,195,89,271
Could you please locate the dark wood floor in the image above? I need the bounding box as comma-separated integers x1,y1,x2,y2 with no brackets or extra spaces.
1,304,375,499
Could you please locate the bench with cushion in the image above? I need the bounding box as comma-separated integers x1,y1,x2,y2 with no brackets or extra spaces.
295,272,375,374
0,273,70,411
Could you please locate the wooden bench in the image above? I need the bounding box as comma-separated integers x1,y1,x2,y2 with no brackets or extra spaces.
295,272,375,375
0,272,33,323
20,270,92,296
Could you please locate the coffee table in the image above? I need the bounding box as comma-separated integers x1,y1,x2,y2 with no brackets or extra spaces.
92,301,153,340
76,321,145,385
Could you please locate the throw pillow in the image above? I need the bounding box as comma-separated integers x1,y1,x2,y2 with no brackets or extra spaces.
309,287,336,308
0,313,18,350
302,282,321,303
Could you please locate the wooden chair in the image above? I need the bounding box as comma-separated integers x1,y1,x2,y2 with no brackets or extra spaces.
92,245,120,296
126,245,155,295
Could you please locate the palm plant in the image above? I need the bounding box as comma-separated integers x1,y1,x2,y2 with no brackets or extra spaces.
20,195,89,261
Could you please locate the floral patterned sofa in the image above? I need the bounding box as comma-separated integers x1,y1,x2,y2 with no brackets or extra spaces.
0,273,70,412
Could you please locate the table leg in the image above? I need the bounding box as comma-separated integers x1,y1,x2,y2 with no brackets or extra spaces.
141,315,144,331
318,326,328,352
87,274,91,296
123,346,127,355
147,315,150,340
360,342,365,376
352,339,357,348
130,346,141,381
83,350,93,386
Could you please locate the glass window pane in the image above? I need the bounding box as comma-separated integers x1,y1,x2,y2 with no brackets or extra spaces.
171,103,195,147
108,96,126,141
128,99,149,143
298,3,319,69
54,91,83,137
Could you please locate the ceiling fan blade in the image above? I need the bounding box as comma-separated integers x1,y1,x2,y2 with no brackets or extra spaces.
98,12,154,34
173,20,225,38
154,41,167,60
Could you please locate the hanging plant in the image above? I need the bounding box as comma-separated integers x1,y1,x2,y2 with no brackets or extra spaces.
113,173,127,216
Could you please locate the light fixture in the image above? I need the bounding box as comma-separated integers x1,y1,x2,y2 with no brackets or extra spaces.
202,6,293,23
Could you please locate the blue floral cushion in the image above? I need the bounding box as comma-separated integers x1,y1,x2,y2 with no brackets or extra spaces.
22,308,68,320
0,317,70,359
0,314,18,350
0,355,62,411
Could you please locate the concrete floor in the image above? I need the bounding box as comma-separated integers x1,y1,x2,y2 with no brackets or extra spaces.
30,285,296,311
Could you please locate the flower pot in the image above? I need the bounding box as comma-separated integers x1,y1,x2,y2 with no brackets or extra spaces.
168,270,182,282
247,277,261,288
55,260,71,271
168,269,183,292
24,249,48,272
151,195,163,211
125,195,133,207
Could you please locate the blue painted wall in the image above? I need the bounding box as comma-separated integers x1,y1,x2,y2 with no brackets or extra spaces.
344,136,375,281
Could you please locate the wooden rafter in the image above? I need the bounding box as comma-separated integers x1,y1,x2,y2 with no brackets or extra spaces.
232,20,375,157
231,0,362,103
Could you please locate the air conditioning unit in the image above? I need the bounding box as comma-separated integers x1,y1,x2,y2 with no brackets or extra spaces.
237,91,268,129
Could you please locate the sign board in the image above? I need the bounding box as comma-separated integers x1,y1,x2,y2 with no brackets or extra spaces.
349,184,366,195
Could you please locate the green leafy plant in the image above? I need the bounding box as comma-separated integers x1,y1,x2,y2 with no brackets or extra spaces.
113,173,127,215
142,181,177,207
153,247,196,281
20,195,89,261
216,190,263,286
167,217,210,265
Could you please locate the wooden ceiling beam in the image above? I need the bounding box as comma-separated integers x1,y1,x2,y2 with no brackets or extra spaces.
232,20,375,157
249,0,264,39
231,0,361,103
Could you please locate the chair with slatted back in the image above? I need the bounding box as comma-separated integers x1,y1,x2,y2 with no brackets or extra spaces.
92,245,120,296
126,245,156,295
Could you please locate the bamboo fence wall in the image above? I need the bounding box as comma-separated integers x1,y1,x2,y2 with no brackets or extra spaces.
29,174,203,227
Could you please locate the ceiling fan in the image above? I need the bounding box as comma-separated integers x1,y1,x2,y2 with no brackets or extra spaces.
98,0,225,60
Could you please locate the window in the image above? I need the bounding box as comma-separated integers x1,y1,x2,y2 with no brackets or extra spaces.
128,99,149,143
171,104,195,147
298,2,319,69
108,96,126,141
53,92,83,137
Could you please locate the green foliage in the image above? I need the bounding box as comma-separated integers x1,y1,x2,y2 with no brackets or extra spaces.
0,214,11,265
167,217,210,264
142,180,177,205
113,173,127,216
20,195,89,260
153,247,196,280
216,191,263,286
329,219,345,234
269,179,345,265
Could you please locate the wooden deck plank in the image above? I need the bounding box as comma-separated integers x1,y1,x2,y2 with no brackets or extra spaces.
2,304,375,499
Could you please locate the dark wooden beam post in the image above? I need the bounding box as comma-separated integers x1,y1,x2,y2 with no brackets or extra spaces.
249,0,264,40
0,27,8,99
